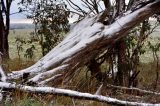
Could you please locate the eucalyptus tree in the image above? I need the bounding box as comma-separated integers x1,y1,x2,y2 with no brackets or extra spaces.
20,0,70,56
66,0,160,87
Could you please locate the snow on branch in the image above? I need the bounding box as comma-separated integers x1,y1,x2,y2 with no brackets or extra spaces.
0,81,160,106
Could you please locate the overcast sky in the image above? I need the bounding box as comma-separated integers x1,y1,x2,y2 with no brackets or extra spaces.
10,0,129,23
10,0,82,23
10,0,23,19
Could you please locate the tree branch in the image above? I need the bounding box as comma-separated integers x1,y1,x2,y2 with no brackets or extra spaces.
106,84,160,96
0,82,160,106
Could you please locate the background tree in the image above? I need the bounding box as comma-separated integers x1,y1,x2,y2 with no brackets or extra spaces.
20,0,70,56
0,0,13,59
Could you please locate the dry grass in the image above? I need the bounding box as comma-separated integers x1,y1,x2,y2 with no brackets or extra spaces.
9,29,42,61
2,58,35,73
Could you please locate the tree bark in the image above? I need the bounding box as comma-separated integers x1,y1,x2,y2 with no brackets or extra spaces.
0,0,11,59
115,39,129,86
114,0,129,87
0,9,5,56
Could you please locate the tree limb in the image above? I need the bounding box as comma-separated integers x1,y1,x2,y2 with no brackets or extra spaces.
0,82,160,106
106,84,160,96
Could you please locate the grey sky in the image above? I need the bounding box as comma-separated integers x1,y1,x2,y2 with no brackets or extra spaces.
10,0,129,23
10,0,81,19
10,0,24,19
10,0,82,23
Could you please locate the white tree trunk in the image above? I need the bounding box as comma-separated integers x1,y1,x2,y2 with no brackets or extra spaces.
8,1,160,83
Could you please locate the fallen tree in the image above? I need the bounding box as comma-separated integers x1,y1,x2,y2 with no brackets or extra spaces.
8,0,160,82
0,0,160,105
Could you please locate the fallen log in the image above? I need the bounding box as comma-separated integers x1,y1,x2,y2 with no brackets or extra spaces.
0,81,160,106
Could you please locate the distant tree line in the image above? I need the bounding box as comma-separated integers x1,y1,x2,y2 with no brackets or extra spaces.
10,23,35,30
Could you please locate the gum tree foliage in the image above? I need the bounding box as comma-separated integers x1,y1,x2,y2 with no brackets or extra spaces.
15,37,26,59
20,0,70,56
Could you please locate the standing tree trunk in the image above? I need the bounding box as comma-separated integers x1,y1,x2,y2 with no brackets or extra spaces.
115,39,129,86
0,0,11,59
3,2,10,59
0,8,4,53
114,0,130,86
0,9,6,58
